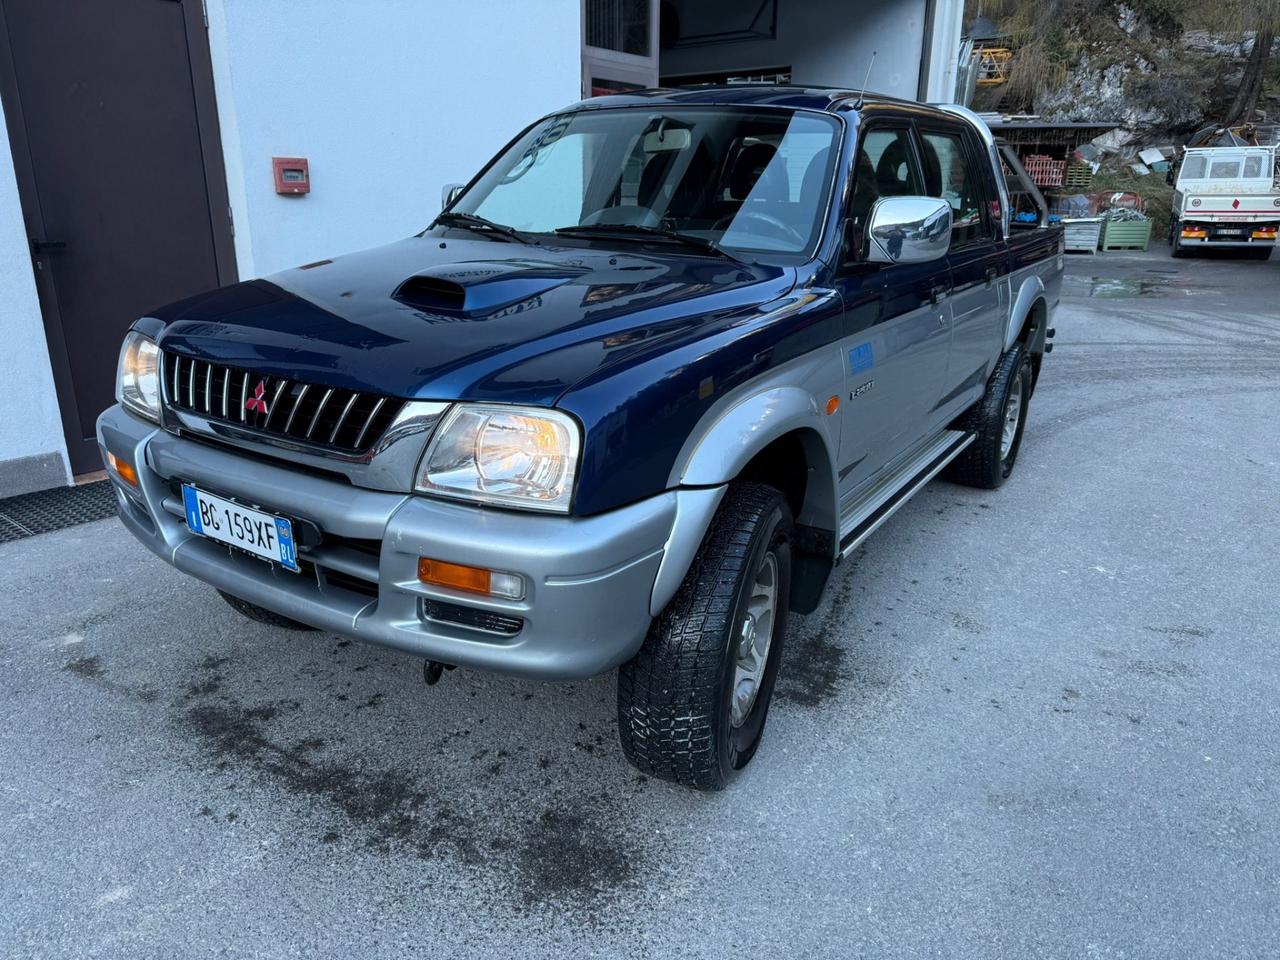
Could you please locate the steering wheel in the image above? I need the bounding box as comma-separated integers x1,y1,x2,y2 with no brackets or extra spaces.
714,209,807,247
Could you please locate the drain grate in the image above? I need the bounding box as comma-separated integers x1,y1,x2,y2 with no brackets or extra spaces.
0,480,118,544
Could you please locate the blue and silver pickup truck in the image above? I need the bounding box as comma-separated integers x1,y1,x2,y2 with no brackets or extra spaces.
100,87,1062,789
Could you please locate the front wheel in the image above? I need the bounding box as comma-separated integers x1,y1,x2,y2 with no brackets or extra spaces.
947,341,1033,489
217,589,316,630
617,483,792,790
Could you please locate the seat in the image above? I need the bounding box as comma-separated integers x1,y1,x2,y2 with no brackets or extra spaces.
849,150,880,224
798,146,832,212
874,139,915,197
726,143,788,202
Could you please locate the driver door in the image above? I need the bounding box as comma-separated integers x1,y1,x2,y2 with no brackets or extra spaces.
834,124,953,505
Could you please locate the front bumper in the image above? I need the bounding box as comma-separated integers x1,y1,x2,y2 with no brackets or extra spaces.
97,404,693,679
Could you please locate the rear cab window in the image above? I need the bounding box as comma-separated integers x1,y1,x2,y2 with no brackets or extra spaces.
917,126,992,248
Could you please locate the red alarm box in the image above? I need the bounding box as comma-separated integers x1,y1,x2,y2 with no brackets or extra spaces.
272,157,310,195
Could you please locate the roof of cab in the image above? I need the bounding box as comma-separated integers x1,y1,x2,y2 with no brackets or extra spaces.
568,84,921,114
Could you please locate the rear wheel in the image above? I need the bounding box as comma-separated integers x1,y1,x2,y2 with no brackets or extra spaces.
617,483,792,790
217,589,316,630
1241,246,1273,261
947,341,1033,490
1170,221,1188,258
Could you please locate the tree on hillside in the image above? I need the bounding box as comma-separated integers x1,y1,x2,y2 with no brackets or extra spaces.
1223,2,1278,124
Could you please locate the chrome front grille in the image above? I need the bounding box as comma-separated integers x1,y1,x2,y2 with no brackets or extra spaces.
162,352,404,454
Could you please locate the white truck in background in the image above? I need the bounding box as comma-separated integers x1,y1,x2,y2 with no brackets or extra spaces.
1170,145,1280,259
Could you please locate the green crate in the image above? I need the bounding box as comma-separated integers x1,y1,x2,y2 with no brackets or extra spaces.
1100,219,1153,251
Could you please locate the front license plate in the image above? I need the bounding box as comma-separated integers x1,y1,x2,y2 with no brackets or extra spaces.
181,484,299,572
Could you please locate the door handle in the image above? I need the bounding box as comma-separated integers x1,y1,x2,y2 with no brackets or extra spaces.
31,238,67,255
985,267,999,286
929,285,949,304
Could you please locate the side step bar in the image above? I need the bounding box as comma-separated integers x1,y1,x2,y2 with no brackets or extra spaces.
838,430,974,558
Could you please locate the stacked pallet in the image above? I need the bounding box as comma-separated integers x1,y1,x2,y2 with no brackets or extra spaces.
1022,154,1067,188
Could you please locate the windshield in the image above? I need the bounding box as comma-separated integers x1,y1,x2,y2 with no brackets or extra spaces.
449,106,840,257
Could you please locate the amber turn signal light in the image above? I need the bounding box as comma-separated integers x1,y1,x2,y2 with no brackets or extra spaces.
106,451,138,487
418,558,524,600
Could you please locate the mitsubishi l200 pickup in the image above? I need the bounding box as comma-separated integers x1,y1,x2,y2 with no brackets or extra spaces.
99,88,1062,789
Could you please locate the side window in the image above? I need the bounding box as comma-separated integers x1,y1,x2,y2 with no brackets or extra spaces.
919,129,988,247
849,127,923,226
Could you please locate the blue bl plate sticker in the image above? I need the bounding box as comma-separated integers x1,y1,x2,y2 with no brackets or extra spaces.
849,342,875,374
275,518,298,571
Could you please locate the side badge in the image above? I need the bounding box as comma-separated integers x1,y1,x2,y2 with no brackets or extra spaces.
849,342,874,374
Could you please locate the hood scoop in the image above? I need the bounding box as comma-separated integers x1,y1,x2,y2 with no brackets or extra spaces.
393,262,581,317
393,275,467,313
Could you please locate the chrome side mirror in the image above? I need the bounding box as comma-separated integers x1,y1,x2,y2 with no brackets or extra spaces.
441,182,465,210
864,196,953,264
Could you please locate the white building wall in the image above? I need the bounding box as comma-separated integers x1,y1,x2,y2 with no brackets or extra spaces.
0,97,71,496
923,0,965,102
660,0,931,98
204,0,583,279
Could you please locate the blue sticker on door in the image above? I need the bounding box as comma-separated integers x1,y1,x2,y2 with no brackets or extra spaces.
849,342,875,374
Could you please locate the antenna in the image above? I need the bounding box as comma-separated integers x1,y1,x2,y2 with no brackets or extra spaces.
853,51,877,109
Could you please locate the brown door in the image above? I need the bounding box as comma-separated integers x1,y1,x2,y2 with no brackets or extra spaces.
0,0,236,474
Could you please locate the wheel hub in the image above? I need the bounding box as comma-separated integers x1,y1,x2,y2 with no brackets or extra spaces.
1000,372,1024,461
729,550,778,728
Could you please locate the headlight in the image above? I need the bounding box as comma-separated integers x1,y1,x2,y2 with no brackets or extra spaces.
417,404,580,513
116,331,161,422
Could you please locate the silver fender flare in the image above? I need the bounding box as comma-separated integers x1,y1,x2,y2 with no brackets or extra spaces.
650,378,841,616
1006,274,1047,352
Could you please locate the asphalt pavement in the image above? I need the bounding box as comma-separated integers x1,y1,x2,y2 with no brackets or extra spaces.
2,246,1278,959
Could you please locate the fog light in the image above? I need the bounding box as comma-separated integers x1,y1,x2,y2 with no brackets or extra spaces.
417,558,524,600
106,451,138,487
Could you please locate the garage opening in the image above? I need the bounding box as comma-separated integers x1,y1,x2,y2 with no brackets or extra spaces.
582,0,944,104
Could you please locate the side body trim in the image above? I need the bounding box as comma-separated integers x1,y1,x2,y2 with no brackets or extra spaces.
840,429,973,556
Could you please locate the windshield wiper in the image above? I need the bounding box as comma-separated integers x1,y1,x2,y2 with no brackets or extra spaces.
432,211,536,245
553,223,742,263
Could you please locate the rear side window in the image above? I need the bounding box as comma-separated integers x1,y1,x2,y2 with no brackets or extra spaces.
919,129,988,247
848,127,922,226
1210,159,1241,179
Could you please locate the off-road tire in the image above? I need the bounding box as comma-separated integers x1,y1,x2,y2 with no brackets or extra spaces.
217,589,316,631
946,340,1033,490
617,482,793,790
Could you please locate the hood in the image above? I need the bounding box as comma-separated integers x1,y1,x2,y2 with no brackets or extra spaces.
153,236,795,405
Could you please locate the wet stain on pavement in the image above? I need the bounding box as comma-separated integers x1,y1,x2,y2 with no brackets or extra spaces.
180,696,645,906
519,807,634,904
64,655,104,678
57,640,657,914
1063,274,1193,300
776,579,853,707
1146,624,1212,646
